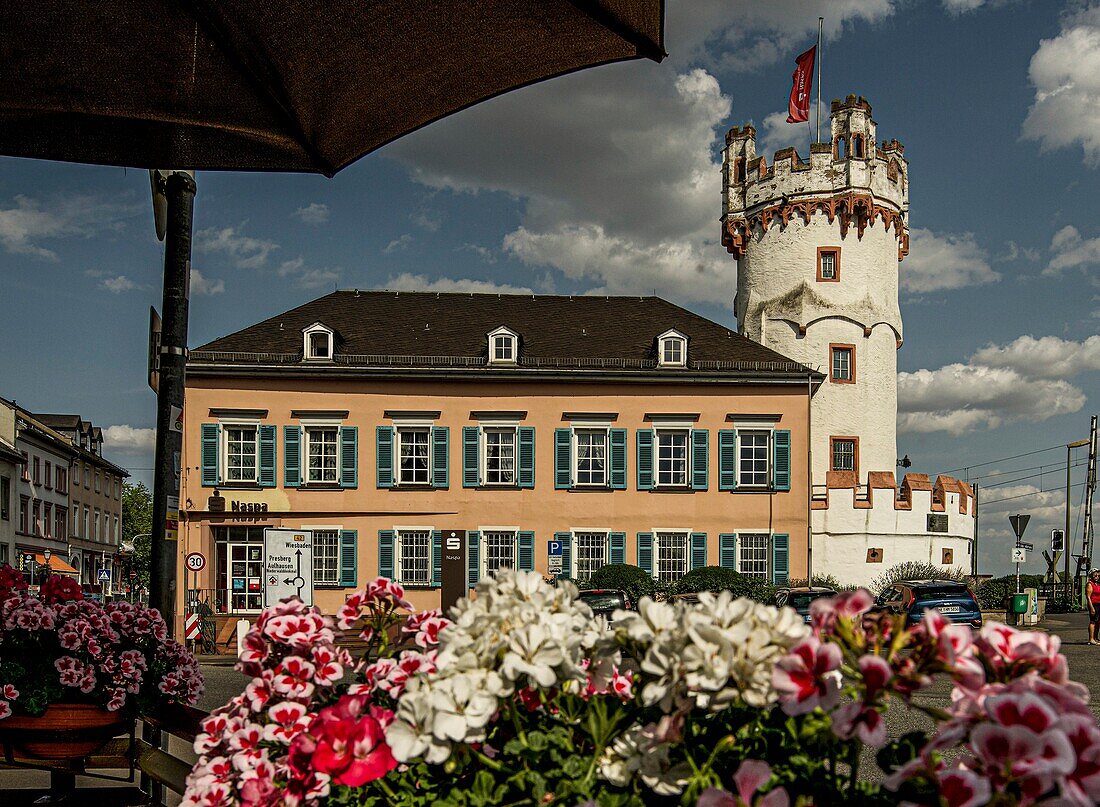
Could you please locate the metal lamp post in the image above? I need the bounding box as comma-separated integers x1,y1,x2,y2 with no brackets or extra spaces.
1067,438,1090,603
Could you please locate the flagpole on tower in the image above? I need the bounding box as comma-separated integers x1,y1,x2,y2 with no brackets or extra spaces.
816,17,823,144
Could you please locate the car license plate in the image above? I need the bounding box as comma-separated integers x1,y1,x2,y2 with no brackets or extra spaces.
938,605,961,614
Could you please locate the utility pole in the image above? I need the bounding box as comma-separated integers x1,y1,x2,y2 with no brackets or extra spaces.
1085,415,1098,571
972,482,979,578
149,170,196,636
1066,438,1087,603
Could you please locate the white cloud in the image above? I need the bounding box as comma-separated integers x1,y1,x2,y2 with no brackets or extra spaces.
942,0,1016,13
99,275,137,294
1022,7,1100,166
971,334,1100,380
411,210,441,232
456,244,497,264
292,203,330,224
276,258,340,290
102,425,155,453
755,100,829,160
901,228,1001,293
383,234,413,254
0,194,139,260
998,240,1039,263
190,268,225,296
384,273,534,295
1046,224,1100,275
195,225,278,269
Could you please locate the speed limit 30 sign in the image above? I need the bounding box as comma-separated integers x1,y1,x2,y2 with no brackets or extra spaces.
185,552,207,572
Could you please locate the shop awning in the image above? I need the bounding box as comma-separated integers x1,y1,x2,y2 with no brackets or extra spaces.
34,555,80,577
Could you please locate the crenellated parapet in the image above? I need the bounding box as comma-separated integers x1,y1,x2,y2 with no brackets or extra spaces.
811,471,975,517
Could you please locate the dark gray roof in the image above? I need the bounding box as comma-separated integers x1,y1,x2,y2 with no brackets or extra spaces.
191,291,815,378
35,414,83,430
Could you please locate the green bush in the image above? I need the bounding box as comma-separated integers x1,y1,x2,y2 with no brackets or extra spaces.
785,574,858,592
582,564,660,603
673,566,776,604
975,574,1046,610
869,561,970,595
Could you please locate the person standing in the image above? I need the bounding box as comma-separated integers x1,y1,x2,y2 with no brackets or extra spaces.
1088,570,1100,645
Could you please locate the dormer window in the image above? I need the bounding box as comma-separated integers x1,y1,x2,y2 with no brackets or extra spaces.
657,330,688,368
302,322,334,362
487,326,518,365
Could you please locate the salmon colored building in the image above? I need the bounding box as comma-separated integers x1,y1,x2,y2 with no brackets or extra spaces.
177,291,821,630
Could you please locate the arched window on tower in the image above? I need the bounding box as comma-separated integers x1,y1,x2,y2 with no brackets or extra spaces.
835,136,847,160
733,158,745,183
852,134,864,159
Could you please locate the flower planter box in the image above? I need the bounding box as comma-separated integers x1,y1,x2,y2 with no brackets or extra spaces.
0,703,126,760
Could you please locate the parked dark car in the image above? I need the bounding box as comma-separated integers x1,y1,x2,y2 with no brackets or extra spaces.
872,579,983,628
775,586,838,624
577,589,632,627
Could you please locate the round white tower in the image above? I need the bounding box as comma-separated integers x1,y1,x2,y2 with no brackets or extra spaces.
722,95,909,484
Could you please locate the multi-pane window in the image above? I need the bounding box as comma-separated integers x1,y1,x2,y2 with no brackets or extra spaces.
84,466,89,488
94,471,100,493
398,530,432,585
55,507,66,540
574,531,608,580
575,430,607,486
20,453,28,482
306,427,339,484
492,335,515,362
113,515,119,542
19,497,28,533
44,461,52,490
738,431,770,487
94,509,100,541
32,456,40,485
43,503,51,538
313,530,340,585
71,504,79,537
83,506,90,539
57,467,66,492
32,500,41,536
832,439,856,472
661,338,684,365
831,346,853,382
226,426,259,482
819,249,838,280
655,531,689,582
0,477,8,521
308,331,331,359
484,531,516,575
739,534,770,579
656,430,689,486
398,429,430,485
484,428,516,485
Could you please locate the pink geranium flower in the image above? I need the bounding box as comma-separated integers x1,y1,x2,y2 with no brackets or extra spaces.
772,636,842,715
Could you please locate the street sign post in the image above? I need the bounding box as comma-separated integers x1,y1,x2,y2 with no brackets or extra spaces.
1011,547,1027,564
1010,514,1031,594
263,528,314,607
547,539,563,577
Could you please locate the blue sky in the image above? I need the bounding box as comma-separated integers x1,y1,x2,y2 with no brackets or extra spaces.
1,0,1097,575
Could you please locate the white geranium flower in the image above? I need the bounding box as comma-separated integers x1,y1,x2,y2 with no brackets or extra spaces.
501,623,567,688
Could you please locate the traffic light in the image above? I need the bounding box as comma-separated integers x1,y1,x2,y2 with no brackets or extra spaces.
1052,529,1066,553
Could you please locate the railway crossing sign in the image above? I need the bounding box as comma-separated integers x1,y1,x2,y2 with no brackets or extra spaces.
263,528,314,607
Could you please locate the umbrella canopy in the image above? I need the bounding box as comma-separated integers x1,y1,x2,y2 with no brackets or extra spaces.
0,0,664,177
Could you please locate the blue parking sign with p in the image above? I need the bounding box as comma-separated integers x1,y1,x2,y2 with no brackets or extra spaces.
548,540,563,557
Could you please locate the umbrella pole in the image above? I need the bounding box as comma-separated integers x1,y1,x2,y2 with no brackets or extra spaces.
149,170,196,636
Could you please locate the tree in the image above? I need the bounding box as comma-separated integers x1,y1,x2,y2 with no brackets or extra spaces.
121,482,153,592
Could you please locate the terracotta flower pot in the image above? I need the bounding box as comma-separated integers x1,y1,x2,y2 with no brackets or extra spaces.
0,703,127,760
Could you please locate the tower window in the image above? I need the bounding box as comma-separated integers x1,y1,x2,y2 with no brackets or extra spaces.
831,437,859,475
835,136,847,160
830,344,855,383
852,135,865,159
817,248,840,282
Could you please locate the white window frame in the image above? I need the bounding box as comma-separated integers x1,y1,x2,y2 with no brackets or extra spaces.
481,426,518,486
657,329,688,368
221,420,260,484
572,529,610,580
832,438,856,472
479,526,519,578
737,533,772,579
487,326,518,365
302,424,340,485
655,428,690,488
573,427,609,487
393,525,434,586
653,529,691,582
737,429,772,489
397,426,432,486
301,524,341,586
302,322,334,362
819,250,838,279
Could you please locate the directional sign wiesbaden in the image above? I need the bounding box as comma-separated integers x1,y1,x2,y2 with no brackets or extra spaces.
263,528,314,607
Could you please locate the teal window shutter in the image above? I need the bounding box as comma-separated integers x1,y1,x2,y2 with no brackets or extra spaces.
378,530,395,580
462,426,480,488
432,427,449,488
718,430,737,491
773,430,791,491
258,425,276,487
554,428,572,489
432,530,442,587
609,532,626,565
636,430,654,490
518,531,535,571
637,532,653,575
340,426,358,488
284,426,302,487
376,426,394,488
772,534,789,585
555,531,571,579
468,531,480,587
339,530,358,587
518,427,535,488
719,533,738,569
690,532,707,569
200,423,220,486
609,428,627,489
691,429,709,490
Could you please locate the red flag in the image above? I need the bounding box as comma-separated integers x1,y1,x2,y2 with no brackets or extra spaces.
786,45,816,124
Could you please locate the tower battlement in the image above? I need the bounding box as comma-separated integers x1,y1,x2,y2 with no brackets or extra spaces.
722,95,909,262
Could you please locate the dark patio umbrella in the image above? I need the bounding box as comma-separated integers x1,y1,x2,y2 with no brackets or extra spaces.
0,0,664,629
0,1,664,177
